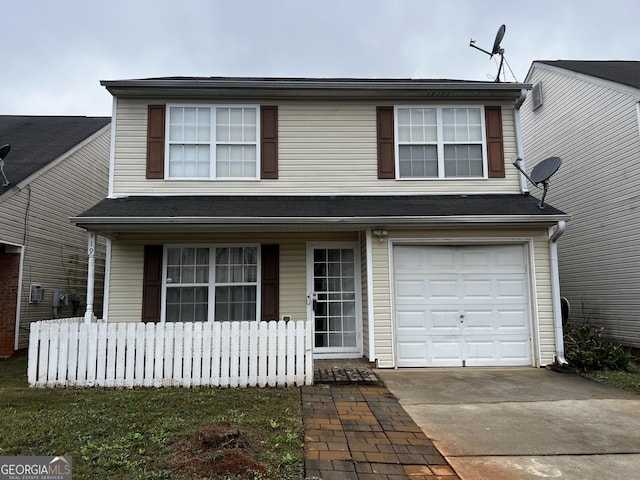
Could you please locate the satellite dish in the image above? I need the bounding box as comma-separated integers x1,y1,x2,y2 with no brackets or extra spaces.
491,24,506,56
469,24,509,82
530,156,561,184
512,155,562,209
0,144,10,186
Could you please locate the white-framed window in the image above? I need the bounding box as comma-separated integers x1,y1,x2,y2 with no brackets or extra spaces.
163,245,260,322
395,106,486,179
167,105,259,179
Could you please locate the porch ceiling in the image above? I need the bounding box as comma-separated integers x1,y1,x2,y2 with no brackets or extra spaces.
71,194,568,234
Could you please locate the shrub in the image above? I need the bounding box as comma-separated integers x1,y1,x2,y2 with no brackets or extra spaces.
563,322,632,373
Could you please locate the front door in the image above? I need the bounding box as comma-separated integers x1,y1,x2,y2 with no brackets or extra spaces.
307,243,362,358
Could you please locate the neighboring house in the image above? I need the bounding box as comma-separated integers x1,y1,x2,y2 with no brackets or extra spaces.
521,60,640,351
71,77,569,368
0,116,110,356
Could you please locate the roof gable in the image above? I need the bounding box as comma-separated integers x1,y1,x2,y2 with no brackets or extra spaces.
0,116,110,196
534,61,640,90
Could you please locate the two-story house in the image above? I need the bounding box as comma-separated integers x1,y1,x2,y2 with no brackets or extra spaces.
0,115,110,357
72,77,568,368
522,61,640,352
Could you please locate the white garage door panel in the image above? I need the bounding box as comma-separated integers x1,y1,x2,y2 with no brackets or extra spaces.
431,280,460,299
394,245,532,367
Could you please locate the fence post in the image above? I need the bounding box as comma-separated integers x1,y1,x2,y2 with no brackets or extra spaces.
201,323,212,386
220,322,230,387
67,324,79,387
96,322,108,386
239,322,249,387
229,322,240,387
144,323,155,387
267,322,277,387
192,322,203,387
249,321,259,386
286,321,295,386
105,323,117,387
182,323,193,388
305,320,313,385
27,322,40,387
211,322,221,386
276,321,286,386
153,322,165,388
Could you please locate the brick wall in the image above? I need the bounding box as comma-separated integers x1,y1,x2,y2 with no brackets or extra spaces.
0,252,20,357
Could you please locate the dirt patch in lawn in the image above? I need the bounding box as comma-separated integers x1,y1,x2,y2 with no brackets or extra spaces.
171,423,268,479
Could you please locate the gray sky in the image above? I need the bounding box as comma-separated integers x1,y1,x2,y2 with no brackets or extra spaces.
3,0,639,116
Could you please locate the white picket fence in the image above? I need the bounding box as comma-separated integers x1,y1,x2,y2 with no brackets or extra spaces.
27,318,313,388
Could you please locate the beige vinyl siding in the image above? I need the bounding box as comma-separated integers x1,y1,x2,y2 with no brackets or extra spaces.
370,235,393,366
370,227,555,368
105,226,556,365
359,232,369,359
111,99,521,196
106,243,144,323
522,65,640,347
106,231,358,324
0,127,110,347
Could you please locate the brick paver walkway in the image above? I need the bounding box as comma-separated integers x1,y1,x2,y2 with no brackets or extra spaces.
302,384,460,479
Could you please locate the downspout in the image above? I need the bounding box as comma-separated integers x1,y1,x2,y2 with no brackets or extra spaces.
365,229,376,364
14,245,26,352
102,237,112,322
107,96,117,198
549,221,568,366
514,89,530,195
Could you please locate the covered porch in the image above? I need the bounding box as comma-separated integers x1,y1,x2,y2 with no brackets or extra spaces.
71,194,568,367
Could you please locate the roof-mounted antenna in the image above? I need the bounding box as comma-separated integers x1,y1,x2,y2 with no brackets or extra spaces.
0,144,10,186
469,24,507,82
511,155,562,209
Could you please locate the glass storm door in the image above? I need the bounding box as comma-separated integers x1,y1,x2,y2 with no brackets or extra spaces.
308,244,361,356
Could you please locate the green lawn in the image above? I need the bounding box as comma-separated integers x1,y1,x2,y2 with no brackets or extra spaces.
583,360,640,396
0,354,304,480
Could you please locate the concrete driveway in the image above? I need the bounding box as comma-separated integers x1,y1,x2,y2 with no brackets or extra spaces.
376,368,640,480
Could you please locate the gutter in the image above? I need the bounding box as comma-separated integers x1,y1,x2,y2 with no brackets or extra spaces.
71,214,569,229
548,221,568,366
514,88,530,194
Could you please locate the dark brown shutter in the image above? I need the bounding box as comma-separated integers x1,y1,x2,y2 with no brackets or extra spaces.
485,106,505,178
142,245,163,323
146,105,166,179
261,244,279,321
377,106,395,179
261,106,278,179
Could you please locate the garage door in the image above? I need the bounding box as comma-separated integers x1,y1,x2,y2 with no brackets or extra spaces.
394,244,531,367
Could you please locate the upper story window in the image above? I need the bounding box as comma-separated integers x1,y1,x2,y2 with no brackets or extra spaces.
395,106,486,179
167,105,259,179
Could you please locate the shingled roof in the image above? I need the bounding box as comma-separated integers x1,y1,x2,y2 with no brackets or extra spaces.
0,116,110,196
72,194,568,232
536,61,640,90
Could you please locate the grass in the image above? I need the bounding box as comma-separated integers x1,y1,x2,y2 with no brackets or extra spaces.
0,353,305,479
583,360,640,396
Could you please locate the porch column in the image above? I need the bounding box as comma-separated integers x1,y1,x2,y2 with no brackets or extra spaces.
84,232,96,323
